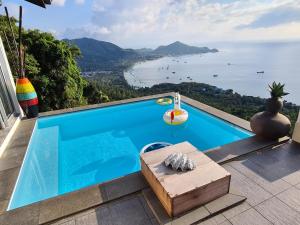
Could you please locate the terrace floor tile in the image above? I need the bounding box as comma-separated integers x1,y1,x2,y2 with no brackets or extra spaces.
219,221,233,225
150,218,160,225
277,186,300,213
0,167,19,201
204,194,246,214
255,196,300,225
222,201,251,219
228,159,291,195
222,165,272,206
0,200,8,215
75,208,111,225
39,185,104,224
0,203,40,225
205,136,289,164
281,171,300,186
103,172,148,201
229,208,272,225
0,155,23,171
108,196,152,225
73,195,154,225
196,214,227,225
51,219,76,225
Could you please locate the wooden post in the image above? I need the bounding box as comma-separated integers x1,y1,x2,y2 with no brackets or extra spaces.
18,6,24,78
4,7,20,74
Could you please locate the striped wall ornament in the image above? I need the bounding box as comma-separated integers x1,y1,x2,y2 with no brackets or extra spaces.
16,77,38,118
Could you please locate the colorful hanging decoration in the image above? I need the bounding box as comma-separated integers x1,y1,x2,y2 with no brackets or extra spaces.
5,6,39,118
16,78,38,118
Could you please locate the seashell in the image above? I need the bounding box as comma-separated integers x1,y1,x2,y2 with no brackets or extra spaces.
186,159,196,170
164,153,177,167
164,152,196,171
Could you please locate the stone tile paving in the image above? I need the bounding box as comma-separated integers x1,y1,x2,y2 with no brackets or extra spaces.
49,141,300,225
50,194,156,225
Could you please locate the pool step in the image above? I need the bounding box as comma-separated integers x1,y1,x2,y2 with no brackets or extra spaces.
8,125,60,210
142,188,246,225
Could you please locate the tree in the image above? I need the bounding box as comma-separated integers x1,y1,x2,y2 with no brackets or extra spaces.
83,81,109,104
23,30,88,111
0,16,88,112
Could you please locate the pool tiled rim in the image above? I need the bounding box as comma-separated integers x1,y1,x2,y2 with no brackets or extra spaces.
0,93,290,224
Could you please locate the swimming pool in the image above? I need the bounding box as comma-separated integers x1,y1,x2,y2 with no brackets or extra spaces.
8,99,252,210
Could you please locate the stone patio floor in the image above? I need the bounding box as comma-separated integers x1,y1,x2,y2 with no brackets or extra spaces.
48,140,300,225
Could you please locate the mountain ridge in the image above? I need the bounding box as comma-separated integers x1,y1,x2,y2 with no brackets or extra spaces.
153,41,218,55
64,38,218,72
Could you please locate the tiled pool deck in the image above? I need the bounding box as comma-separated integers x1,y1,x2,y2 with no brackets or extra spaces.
0,93,294,225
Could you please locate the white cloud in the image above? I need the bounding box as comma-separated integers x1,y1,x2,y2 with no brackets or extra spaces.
92,0,118,12
62,0,300,47
62,24,111,40
75,0,85,5
51,0,86,7
52,0,66,7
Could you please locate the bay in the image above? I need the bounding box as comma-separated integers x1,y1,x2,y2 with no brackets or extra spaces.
124,42,300,105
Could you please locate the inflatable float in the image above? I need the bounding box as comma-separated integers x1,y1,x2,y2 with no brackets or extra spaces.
140,142,172,154
156,97,172,106
163,93,188,125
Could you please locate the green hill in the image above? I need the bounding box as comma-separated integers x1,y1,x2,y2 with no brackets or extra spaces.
65,38,139,72
153,41,218,56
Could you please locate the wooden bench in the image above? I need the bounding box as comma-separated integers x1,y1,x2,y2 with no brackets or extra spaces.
141,142,231,217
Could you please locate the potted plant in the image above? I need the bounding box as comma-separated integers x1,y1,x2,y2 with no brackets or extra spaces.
250,82,291,139
266,82,289,114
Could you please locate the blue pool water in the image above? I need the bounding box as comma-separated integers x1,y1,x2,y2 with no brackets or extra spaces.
8,99,252,210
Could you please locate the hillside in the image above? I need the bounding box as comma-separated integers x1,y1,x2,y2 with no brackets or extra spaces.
65,38,139,72
65,38,218,72
153,41,218,56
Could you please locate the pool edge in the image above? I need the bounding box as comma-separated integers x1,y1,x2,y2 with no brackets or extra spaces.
0,93,290,225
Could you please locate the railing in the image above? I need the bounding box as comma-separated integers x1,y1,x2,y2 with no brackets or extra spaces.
0,37,21,128
292,111,300,143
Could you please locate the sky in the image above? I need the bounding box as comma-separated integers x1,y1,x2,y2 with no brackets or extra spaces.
2,0,300,48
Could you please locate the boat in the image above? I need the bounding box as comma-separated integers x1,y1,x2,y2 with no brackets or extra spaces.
213,74,218,77
257,71,264,74
172,72,176,74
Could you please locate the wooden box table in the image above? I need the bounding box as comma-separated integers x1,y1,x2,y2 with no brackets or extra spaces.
141,142,231,217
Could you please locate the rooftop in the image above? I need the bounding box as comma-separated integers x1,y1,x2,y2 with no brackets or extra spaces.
0,94,298,225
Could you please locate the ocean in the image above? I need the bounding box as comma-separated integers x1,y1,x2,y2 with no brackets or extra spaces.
124,42,300,105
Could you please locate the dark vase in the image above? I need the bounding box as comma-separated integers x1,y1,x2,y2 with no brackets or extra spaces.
250,111,291,139
250,97,291,139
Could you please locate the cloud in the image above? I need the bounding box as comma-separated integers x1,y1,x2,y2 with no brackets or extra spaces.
63,24,111,40
75,0,85,5
52,0,66,6
238,6,300,29
51,0,85,7
60,0,300,47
